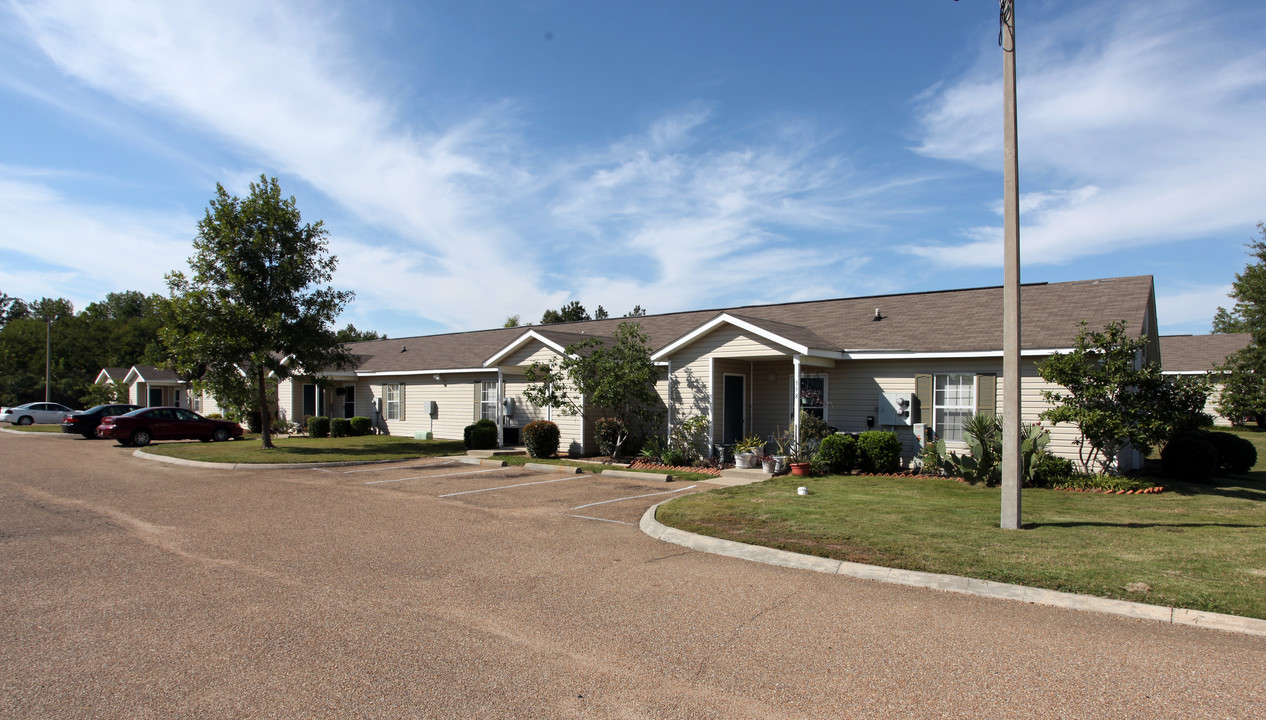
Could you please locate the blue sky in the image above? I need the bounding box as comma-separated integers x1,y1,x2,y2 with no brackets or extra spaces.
1,0,1263,339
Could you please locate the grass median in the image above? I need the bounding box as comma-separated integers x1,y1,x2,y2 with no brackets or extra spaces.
7,424,63,433
142,434,466,463
500,455,719,482
657,437,1266,620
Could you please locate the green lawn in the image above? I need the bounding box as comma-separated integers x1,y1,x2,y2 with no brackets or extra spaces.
143,434,466,463
658,433,1266,620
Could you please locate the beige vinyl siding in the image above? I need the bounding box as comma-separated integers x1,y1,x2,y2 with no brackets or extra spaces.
362,373,493,439
1205,381,1232,427
827,358,1083,467
665,328,792,444
750,360,794,441
501,375,587,453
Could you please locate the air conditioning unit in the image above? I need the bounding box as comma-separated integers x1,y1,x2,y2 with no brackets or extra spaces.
877,392,915,426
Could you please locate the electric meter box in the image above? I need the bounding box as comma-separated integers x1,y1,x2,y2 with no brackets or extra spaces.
878,392,915,426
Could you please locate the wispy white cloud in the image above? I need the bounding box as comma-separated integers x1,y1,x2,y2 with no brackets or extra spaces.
0,172,193,306
909,1,1266,268
1156,283,1234,334
8,0,893,329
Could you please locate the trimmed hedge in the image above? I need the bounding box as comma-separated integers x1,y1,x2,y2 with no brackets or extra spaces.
522,420,560,458
1161,434,1218,483
330,418,351,438
815,434,858,474
1029,453,1077,487
349,416,372,436
307,416,331,438
1203,431,1257,474
856,430,902,474
464,418,497,449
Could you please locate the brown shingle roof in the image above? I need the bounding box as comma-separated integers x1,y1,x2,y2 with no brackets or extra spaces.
346,275,1156,372
1160,333,1250,373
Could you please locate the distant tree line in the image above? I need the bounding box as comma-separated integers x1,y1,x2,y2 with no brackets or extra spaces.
0,287,382,410
504,302,647,328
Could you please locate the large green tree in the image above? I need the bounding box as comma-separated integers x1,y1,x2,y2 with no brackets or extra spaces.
1038,321,1210,472
522,321,661,458
1213,223,1266,424
161,176,355,448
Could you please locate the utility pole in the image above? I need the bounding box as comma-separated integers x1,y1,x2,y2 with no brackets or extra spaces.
44,317,52,403
1000,0,1023,529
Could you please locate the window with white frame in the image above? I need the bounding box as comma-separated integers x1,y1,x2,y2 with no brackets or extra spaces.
384,383,404,421
934,373,974,443
798,375,827,420
480,381,498,421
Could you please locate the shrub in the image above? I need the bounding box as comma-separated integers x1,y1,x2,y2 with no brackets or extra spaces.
330,418,351,438
1161,434,1219,483
522,420,560,458
661,448,686,467
349,416,372,436
307,416,331,438
245,408,267,434
799,411,833,442
856,430,902,474
670,415,710,462
1046,474,1153,492
815,434,858,474
639,435,667,463
595,417,628,457
205,413,223,420
464,418,498,449
1201,431,1257,474
1029,454,1077,487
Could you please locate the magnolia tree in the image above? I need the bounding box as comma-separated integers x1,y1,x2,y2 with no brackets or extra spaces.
1038,321,1210,472
522,321,661,459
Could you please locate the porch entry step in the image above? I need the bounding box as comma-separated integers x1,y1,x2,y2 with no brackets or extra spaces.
466,448,528,458
713,468,773,485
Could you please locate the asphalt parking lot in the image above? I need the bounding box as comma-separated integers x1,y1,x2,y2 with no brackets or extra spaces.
2,431,1264,719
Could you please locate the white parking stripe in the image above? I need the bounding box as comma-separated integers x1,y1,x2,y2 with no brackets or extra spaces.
569,485,698,510
344,459,457,474
366,467,504,485
564,514,633,526
438,475,591,498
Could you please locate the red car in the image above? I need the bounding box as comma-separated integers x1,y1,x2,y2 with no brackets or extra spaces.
97,406,244,446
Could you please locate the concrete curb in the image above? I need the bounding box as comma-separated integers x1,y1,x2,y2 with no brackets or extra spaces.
603,469,673,482
1,427,75,437
639,501,1266,638
525,463,583,474
132,449,430,471
454,457,507,468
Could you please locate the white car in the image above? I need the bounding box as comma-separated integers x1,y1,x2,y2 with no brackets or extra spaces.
1,402,76,425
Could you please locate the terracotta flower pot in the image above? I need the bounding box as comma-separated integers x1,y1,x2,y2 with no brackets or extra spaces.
790,462,811,476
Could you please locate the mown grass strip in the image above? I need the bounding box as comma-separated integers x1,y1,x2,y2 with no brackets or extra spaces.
142,434,466,463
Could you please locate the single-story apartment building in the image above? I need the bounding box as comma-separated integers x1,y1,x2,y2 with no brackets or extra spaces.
280,274,1163,471
94,364,227,416
1159,332,1251,426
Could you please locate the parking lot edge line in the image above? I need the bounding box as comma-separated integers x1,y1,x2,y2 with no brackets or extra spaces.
366,467,504,485
438,473,589,496
570,485,699,511
564,514,633,526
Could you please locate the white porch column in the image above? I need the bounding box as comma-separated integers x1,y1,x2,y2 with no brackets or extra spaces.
793,355,802,443
496,368,504,447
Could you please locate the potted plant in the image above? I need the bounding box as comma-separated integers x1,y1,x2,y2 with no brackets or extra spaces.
787,437,818,477
734,434,765,469
758,452,777,474
771,427,792,475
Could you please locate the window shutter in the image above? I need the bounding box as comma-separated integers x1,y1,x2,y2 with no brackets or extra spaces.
474,381,482,421
976,373,997,417
914,374,933,424
399,383,406,421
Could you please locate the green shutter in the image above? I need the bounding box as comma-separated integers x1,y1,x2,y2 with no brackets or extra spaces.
914,374,933,424
473,381,482,421
976,373,997,417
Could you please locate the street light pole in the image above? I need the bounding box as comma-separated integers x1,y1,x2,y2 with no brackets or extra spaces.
1000,0,1023,529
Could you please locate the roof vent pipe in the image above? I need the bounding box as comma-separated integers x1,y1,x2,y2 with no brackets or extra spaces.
873,308,882,321
401,345,407,352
